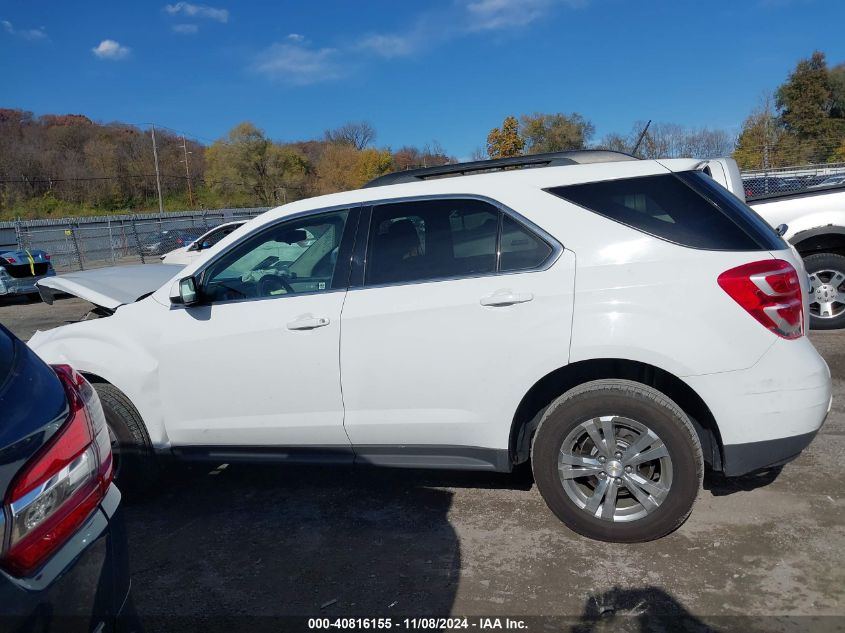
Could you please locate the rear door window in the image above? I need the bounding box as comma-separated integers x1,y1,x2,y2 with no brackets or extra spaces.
366,199,499,286
547,171,785,251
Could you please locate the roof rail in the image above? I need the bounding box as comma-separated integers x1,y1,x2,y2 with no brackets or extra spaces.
362,150,638,188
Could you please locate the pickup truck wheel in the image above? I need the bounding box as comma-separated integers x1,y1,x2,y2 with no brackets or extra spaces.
805,252,845,330
93,382,159,497
531,379,703,542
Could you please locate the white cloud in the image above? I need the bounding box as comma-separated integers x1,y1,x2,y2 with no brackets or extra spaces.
172,23,199,34
353,1,587,62
164,2,228,23
356,33,414,58
250,2,587,85
2,19,47,41
465,0,554,30
92,39,131,60
253,42,341,85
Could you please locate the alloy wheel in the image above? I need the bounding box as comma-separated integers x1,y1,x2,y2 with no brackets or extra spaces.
557,415,673,522
809,269,845,319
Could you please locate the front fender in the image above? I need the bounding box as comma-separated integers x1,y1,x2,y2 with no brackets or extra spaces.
28,306,169,447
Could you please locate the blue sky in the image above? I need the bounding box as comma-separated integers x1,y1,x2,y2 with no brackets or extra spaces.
2,0,844,158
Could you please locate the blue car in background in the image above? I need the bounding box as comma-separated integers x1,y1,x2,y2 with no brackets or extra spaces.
0,249,56,297
0,324,133,632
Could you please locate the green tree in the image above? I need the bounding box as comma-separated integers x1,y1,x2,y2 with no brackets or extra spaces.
830,64,845,118
776,51,837,162
520,112,594,154
486,116,524,158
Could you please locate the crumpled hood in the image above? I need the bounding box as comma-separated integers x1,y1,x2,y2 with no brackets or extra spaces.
37,264,184,310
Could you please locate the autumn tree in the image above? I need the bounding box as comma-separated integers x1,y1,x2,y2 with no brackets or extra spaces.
520,112,595,154
324,121,376,150
205,122,308,206
596,132,630,153
733,96,789,169
486,116,524,158
356,148,393,184
316,145,395,194
392,143,452,170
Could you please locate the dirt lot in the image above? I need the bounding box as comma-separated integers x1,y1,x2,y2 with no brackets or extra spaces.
1,295,843,632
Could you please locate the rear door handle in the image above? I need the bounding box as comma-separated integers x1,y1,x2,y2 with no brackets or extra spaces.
286,315,330,330
480,290,534,307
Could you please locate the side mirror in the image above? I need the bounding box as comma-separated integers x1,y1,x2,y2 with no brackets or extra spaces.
170,276,200,306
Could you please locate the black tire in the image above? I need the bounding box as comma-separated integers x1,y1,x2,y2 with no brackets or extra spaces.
531,379,703,542
93,382,160,497
804,252,845,330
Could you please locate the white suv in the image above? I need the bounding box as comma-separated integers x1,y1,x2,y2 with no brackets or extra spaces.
29,151,831,542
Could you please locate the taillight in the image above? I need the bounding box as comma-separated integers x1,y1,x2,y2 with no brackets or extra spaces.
1,365,113,576
717,259,804,339
3,256,16,264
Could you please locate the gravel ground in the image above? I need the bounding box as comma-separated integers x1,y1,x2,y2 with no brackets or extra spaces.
1,294,843,632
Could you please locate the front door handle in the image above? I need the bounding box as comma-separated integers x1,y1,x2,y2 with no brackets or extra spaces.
480,290,534,307
286,315,330,330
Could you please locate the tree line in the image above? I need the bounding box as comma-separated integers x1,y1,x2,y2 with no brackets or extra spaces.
2,50,843,219
0,112,450,219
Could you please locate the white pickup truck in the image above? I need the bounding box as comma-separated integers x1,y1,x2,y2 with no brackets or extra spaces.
700,159,845,330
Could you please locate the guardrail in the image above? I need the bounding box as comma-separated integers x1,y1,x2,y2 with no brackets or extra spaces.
0,208,270,272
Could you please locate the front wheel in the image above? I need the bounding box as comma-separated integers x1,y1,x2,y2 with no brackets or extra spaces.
93,382,160,497
805,252,845,330
532,379,703,542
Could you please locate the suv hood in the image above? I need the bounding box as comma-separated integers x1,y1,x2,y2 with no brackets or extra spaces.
37,264,184,311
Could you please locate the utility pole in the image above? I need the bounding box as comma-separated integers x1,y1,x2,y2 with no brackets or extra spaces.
181,136,194,207
151,125,164,218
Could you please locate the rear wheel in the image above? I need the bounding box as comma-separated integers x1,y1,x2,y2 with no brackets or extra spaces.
531,379,703,542
93,382,159,496
805,252,845,330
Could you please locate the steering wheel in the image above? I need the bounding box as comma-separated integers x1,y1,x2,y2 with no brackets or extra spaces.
258,274,295,297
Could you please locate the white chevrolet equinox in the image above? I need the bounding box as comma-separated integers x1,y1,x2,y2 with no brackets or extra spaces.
29,151,832,542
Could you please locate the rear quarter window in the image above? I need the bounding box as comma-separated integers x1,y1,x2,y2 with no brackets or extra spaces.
547,171,785,251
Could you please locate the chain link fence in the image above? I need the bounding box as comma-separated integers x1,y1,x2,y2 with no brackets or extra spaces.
0,208,269,272
741,162,845,199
